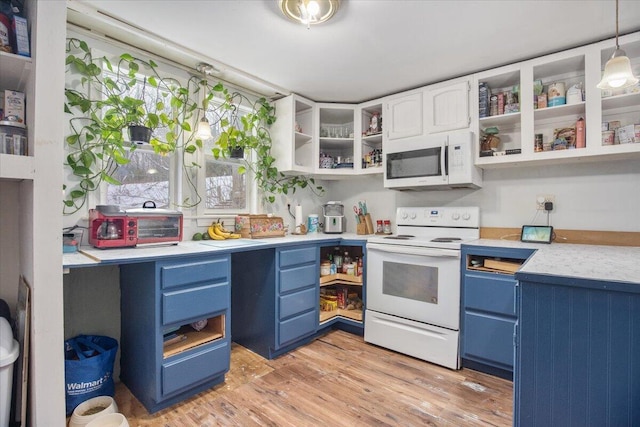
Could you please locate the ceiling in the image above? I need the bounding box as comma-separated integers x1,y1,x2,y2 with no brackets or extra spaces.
70,0,640,103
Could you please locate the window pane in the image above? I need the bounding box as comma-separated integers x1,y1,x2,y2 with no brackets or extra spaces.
106,149,170,208
205,157,246,209
201,103,250,211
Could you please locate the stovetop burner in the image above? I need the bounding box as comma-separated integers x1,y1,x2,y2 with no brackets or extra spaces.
384,234,415,240
430,237,462,243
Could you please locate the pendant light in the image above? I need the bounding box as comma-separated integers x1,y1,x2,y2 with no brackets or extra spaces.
597,0,639,90
196,115,212,140
279,0,340,29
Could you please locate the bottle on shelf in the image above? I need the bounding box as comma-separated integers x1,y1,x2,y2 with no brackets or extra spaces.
329,254,336,275
334,248,343,273
357,257,363,277
342,251,351,274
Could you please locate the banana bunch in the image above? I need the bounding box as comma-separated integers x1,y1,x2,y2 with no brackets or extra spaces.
207,220,241,240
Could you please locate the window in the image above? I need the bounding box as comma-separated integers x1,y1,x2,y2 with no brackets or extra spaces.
102,68,174,208
198,101,253,215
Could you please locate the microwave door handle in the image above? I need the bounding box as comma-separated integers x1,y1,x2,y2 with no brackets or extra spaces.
367,243,459,258
440,141,447,181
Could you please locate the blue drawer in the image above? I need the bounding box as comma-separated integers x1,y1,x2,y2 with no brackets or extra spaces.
279,263,317,294
162,340,229,396
279,287,317,320
279,246,316,268
160,257,229,289
162,282,229,325
464,313,515,368
278,309,316,347
465,274,516,316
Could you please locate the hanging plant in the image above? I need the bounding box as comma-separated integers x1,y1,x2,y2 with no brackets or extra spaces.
63,38,201,214
205,86,324,203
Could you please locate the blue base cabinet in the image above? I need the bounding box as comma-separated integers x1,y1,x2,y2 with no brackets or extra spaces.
232,245,319,359
120,255,231,413
461,246,533,379
515,274,640,426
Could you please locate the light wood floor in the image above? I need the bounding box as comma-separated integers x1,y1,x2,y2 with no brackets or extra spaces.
114,330,513,426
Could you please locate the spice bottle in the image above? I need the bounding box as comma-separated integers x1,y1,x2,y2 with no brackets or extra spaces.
383,220,391,234
376,220,383,233
329,254,336,275
357,257,363,276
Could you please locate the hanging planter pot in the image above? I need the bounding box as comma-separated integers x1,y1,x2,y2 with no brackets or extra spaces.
128,125,152,145
229,146,244,159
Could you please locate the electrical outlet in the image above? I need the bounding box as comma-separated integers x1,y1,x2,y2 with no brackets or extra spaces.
536,194,555,210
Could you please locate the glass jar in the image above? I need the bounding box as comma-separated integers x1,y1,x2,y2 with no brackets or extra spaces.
376,220,383,233
383,220,391,234
320,261,331,276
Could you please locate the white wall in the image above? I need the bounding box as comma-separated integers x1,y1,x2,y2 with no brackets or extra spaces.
0,182,21,313
323,158,640,234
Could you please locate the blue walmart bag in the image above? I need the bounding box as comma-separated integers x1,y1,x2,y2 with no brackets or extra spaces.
64,335,118,415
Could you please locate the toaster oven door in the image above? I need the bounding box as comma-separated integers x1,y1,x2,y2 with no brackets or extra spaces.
137,217,181,239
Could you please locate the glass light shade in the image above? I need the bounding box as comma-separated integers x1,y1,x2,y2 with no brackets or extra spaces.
196,116,212,139
279,0,340,27
597,49,640,90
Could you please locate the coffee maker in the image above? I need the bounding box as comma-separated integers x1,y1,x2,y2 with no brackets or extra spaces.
322,201,345,234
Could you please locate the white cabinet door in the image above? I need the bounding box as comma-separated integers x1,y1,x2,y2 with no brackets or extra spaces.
385,92,423,140
425,79,470,134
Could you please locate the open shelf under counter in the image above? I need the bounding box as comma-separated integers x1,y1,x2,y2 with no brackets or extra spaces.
0,153,35,180
0,51,32,91
320,273,362,287
534,101,586,120
319,308,363,324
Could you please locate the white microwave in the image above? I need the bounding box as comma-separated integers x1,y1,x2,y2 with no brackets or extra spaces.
383,130,482,190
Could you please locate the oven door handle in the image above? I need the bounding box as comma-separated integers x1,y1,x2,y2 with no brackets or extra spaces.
367,242,459,258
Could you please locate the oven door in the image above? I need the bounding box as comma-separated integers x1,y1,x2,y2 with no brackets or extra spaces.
366,242,460,330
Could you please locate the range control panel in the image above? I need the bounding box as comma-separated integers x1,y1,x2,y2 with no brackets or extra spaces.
396,206,480,228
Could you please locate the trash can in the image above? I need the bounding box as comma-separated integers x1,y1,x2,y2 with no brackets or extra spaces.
0,316,19,427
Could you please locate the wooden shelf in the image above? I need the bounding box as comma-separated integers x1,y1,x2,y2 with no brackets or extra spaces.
163,317,224,359
319,308,363,323
320,273,362,286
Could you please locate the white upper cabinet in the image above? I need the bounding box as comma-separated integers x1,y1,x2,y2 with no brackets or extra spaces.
384,90,424,140
315,103,356,176
356,98,383,175
424,78,470,134
271,94,315,174
473,31,640,168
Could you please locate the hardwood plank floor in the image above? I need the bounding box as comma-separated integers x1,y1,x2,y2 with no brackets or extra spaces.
114,330,513,426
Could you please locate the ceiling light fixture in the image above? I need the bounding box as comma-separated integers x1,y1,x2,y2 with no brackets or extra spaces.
597,0,639,90
279,0,340,29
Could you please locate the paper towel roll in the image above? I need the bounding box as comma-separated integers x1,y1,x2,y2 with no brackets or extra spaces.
295,205,303,234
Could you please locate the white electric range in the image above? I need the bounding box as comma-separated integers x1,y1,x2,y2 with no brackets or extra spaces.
365,206,480,369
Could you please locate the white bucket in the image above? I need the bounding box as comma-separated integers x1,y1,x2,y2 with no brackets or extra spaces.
0,317,19,427
68,396,118,427
85,413,129,427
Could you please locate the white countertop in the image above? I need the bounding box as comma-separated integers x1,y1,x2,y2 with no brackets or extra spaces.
465,239,640,285
64,233,368,267
65,234,640,286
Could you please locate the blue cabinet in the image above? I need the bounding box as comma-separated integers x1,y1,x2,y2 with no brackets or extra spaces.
515,273,640,426
231,244,320,359
120,255,231,413
461,245,533,379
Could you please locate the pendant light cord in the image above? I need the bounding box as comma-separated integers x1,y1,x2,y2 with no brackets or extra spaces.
615,0,620,49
